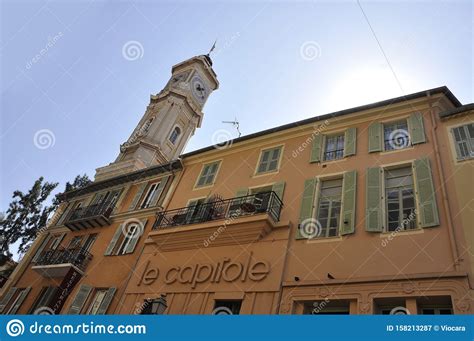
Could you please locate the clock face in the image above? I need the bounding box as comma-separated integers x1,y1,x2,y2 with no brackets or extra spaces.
191,75,208,104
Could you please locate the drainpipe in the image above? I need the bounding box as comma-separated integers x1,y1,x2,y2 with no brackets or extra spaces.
427,91,461,271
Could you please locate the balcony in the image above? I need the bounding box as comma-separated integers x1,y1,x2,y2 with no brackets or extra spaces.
64,200,115,230
154,191,283,229
32,246,92,278
149,192,284,251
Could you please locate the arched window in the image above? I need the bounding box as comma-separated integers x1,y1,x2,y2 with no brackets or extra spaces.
169,126,181,144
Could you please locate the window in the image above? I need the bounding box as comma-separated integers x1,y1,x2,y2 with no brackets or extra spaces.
303,300,350,315
49,234,64,250
140,181,161,209
452,123,474,160
421,308,452,315
1,288,30,314
86,289,108,315
384,120,410,151
257,146,282,174
213,300,242,315
169,126,181,144
196,162,220,187
323,134,344,161
112,223,139,256
316,179,342,238
82,234,97,251
28,287,58,314
68,236,83,249
385,167,416,232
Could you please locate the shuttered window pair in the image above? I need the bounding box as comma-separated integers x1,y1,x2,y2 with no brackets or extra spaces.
196,162,220,187
310,128,356,163
104,219,148,256
0,287,31,314
236,181,286,201
297,171,356,239
68,286,116,315
128,176,171,211
452,123,474,160
368,112,426,153
365,157,439,232
257,146,282,174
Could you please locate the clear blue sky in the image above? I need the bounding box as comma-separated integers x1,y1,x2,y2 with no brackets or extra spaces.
1,0,472,212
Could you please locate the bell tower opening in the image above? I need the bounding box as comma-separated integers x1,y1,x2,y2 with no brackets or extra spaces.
94,54,218,182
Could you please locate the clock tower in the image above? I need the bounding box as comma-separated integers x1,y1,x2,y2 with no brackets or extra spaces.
95,54,219,181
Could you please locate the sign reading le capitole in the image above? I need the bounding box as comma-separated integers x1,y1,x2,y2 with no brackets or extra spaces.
137,252,270,289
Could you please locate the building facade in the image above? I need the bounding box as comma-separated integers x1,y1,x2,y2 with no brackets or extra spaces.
0,55,472,315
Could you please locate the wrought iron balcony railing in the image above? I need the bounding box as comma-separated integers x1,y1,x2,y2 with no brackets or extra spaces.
153,191,283,230
64,200,115,230
33,246,93,273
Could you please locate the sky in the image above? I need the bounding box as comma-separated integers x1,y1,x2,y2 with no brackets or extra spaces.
1,0,473,213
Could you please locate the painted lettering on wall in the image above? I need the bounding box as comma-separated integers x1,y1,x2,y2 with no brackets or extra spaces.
138,251,270,288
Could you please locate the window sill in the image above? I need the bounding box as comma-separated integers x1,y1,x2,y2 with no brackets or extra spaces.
454,156,474,164
379,146,414,155
193,183,215,191
253,170,280,178
320,157,347,166
379,228,424,237
297,235,343,243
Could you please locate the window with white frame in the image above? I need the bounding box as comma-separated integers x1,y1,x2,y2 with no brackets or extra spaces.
140,181,161,209
112,222,139,256
323,134,345,161
85,289,108,315
316,179,342,238
257,146,282,174
196,162,220,187
384,167,416,232
384,120,410,151
452,123,474,160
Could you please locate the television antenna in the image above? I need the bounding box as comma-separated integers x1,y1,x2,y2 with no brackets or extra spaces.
222,118,241,137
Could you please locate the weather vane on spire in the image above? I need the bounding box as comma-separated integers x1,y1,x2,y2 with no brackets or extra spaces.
208,40,217,56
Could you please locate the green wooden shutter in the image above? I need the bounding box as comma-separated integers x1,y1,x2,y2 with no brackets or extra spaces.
104,224,124,256
149,176,170,207
8,287,31,314
128,183,147,211
125,219,147,254
235,188,248,197
413,157,439,227
344,127,357,157
29,286,58,313
297,178,317,238
408,112,426,145
365,167,383,232
68,285,92,314
310,134,323,163
96,288,116,315
57,203,73,225
32,234,51,263
368,122,382,153
340,170,357,235
0,287,18,313
272,181,286,201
